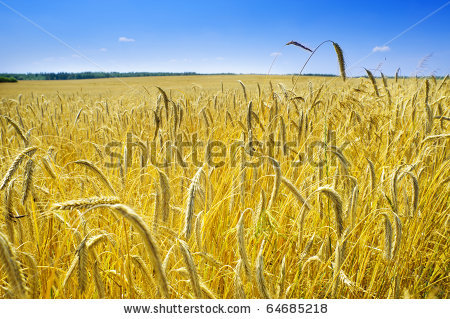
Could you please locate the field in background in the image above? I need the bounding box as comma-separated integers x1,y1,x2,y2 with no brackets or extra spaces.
0,75,448,299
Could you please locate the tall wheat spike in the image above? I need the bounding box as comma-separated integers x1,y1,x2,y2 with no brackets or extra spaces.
349,184,359,228
0,147,37,191
255,239,270,298
391,167,402,213
366,158,376,192
277,256,286,298
178,239,202,298
157,169,171,222
332,42,346,81
184,167,203,240
73,160,116,195
266,156,281,211
76,236,88,294
18,251,40,298
281,176,311,210
237,210,252,279
2,115,28,146
392,213,402,260
234,260,246,299
0,232,25,298
96,204,169,298
381,213,393,261
365,68,380,97
238,80,248,102
4,178,17,243
21,159,34,204
316,187,344,238
52,197,120,210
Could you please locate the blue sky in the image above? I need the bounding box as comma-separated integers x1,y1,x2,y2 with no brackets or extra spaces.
1,0,449,76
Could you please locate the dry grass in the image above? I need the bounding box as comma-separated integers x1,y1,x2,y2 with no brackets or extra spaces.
0,74,448,299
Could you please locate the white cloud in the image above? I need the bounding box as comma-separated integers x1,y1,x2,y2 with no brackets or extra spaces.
72,54,80,58
216,56,224,61
118,36,135,42
372,45,390,53
270,52,282,57
100,48,107,52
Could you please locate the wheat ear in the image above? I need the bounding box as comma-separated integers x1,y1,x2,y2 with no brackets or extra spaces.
178,239,202,298
184,167,203,240
381,213,393,261
238,80,248,102
76,236,88,294
21,159,34,204
18,251,39,298
156,169,171,222
391,213,402,260
266,156,281,211
2,115,28,146
0,147,37,191
254,190,266,226
365,68,380,97
255,239,270,298
73,160,116,195
366,158,376,192
403,171,419,217
234,259,246,299
4,179,16,243
237,210,252,280
52,196,120,210
277,256,286,298
391,167,402,213
332,42,346,81
0,232,26,298
112,204,168,297
316,187,344,238
281,176,311,210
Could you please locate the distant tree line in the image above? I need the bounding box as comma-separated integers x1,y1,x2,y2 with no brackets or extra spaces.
0,72,346,81
0,72,208,81
0,76,18,82
2,72,435,82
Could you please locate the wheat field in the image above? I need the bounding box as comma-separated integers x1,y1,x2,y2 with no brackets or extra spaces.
0,74,448,299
